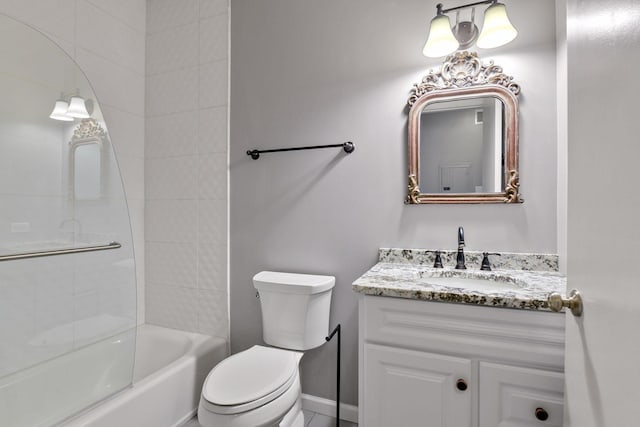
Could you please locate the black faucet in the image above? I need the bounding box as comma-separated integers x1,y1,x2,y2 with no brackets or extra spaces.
455,226,466,269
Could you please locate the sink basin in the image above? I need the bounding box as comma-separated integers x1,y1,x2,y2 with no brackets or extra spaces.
423,275,521,292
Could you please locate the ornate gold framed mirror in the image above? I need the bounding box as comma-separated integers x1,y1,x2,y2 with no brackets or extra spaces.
406,51,522,204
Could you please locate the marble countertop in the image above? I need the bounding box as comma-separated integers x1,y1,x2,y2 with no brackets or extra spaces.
352,249,566,311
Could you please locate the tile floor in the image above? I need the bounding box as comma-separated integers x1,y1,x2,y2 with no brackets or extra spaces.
182,410,358,427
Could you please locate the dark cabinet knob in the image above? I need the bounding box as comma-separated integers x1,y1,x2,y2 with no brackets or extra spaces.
455,379,468,391
535,407,549,421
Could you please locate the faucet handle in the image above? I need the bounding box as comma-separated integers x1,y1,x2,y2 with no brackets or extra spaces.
426,250,444,268
480,252,501,271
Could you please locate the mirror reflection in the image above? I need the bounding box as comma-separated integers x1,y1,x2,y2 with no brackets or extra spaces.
420,97,504,194
72,139,102,200
68,118,108,202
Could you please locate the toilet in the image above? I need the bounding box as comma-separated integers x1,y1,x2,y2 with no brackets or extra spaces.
198,271,335,427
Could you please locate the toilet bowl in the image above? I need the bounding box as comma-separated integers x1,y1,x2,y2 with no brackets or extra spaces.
198,346,304,427
198,271,335,427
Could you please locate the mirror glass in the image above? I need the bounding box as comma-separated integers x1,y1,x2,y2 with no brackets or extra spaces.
420,97,504,194
406,51,521,204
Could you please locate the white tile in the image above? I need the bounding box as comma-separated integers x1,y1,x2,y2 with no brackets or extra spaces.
117,155,145,200
75,48,145,115
73,291,100,321
307,414,357,427
146,199,198,242
146,156,198,200
126,197,145,325
0,21,67,85
100,106,145,159
35,292,74,343
77,1,145,75
303,410,315,427
199,60,228,108
146,283,199,331
199,14,228,64
146,112,198,158
85,0,146,34
146,241,197,288
127,197,145,264
0,196,65,246
147,0,199,34
200,0,228,18
196,289,227,338
97,277,137,321
197,242,226,292
147,23,198,75
0,281,37,375
0,0,76,43
198,199,226,244
0,126,64,197
136,265,146,324
146,67,199,116
198,154,227,200
46,34,76,60
198,107,227,154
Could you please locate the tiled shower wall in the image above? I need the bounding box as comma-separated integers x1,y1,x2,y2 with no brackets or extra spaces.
0,1,147,324
144,0,228,339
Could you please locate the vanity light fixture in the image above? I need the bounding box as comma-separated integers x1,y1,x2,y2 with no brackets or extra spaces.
49,93,90,121
422,0,518,58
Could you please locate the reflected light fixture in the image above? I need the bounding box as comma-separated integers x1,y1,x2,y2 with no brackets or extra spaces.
423,0,518,58
49,93,91,121
66,96,90,118
49,99,74,121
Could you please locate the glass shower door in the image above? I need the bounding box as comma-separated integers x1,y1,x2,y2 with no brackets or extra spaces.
0,14,137,426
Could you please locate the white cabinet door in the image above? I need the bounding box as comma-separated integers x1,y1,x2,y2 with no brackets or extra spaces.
363,343,471,427
479,362,563,427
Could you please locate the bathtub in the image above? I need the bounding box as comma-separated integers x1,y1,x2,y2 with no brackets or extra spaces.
60,324,227,427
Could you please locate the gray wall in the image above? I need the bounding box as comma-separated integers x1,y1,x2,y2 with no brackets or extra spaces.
230,0,558,405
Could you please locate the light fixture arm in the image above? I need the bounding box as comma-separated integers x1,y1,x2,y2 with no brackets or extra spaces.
439,0,496,15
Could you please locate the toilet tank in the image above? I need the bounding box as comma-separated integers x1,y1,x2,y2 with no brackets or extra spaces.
253,271,335,351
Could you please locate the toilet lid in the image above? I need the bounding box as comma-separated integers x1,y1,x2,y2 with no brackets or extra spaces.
202,345,300,414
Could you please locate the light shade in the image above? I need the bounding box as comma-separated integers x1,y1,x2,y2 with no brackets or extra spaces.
476,2,518,49
49,100,73,121
423,14,459,58
66,96,90,118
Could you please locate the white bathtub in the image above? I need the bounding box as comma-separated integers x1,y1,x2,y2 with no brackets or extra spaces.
62,324,227,427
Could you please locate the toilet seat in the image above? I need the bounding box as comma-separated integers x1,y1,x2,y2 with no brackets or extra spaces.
201,345,301,415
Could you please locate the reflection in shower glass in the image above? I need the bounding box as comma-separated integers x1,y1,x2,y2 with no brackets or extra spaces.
74,143,101,200
0,14,137,426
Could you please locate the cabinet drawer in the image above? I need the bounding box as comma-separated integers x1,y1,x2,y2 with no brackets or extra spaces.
361,295,565,370
479,362,563,427
363,343,471,427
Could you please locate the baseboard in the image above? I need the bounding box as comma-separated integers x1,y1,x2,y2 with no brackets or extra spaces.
301,393,358,424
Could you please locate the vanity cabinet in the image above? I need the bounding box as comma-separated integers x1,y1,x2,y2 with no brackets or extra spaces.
479,362,563,426
358,295,565,427
364,344,472,426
